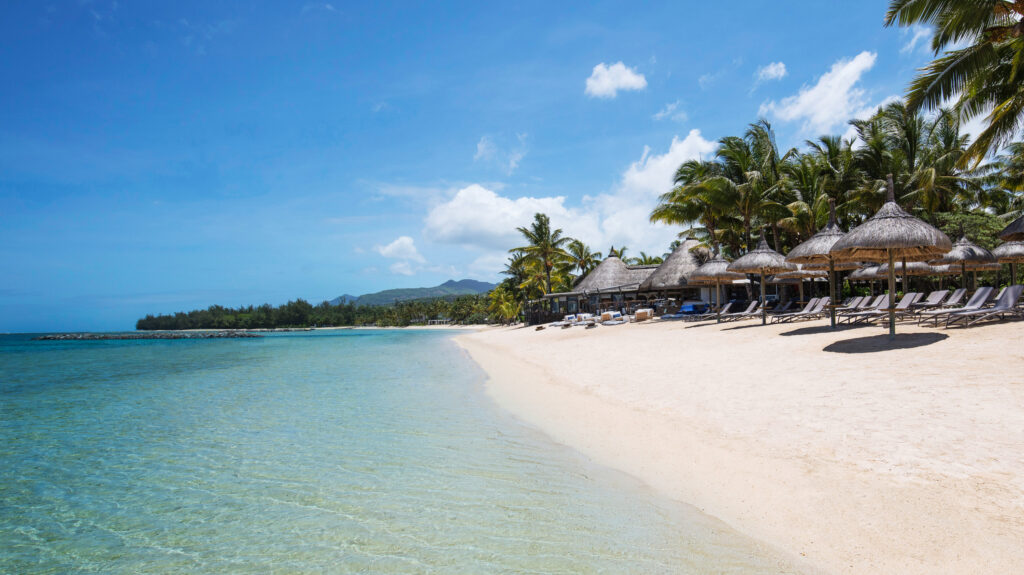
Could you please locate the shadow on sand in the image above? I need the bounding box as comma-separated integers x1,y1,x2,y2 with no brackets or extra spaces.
780,324,865,337
720,322,772,331
823,332,948,354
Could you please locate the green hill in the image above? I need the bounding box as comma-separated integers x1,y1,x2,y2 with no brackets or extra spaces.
335,279,496,307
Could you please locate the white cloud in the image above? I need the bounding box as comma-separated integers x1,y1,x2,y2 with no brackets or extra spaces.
653,100,687,122
388,261,415,276
901,25,932,54
423,130,717,275
473,133,528,175
585,62,647,98
759,51,878,135
698,71,722,90
375,236,425,263
474,136,496,161
424,184,573,250
756,61,787,81
301,3,337,15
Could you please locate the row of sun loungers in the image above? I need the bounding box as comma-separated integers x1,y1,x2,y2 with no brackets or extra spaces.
770,297,830,324
544,285,1023,331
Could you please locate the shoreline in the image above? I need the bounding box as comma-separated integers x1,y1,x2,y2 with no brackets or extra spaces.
455,318,1024,574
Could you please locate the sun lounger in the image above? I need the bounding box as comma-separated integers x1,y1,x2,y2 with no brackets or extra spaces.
769,298,819,323
549,314,577,327
945,284,1024,327
768,300,794,315
839,295,881,317
936,288,967,309
918,287,994,326
680,302,733,322
772,297,829,323
601,311,628,325
873,293,925,324
718,301,761,322
833,296,864,313
838,294,889,324
909,290,949,311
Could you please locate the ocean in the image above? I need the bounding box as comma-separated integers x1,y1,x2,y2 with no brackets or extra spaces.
0,330,791,573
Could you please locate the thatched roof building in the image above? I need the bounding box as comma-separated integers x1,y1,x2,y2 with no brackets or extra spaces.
571,256,656,294
639,238,705,292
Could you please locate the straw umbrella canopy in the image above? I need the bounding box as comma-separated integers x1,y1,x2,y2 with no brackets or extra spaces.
930,235,995,290
830,174,952,337
992,241,1024,284
786,199,855,327
727,233,794,325
848,265,880,281
1000,215,1024,242
772,267,826,304
690,249,745,322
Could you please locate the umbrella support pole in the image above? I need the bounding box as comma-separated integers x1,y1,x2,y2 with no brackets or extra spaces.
716,282,722,323
829,259,836,328
888,250,896,339
760,272,767,325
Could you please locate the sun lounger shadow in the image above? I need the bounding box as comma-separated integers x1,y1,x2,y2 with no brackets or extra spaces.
778,324,865,337
823,332,948,354
720,322,770,331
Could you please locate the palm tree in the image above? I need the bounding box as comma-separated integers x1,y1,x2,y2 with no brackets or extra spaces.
630,252,664,265
885,0,1024,163
566,239,602,276
512,213,571,296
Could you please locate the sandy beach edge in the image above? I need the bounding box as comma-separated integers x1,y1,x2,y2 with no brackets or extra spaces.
453,321,1024,575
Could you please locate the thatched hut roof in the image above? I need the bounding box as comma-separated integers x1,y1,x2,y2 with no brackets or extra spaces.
786,199,855,268
563,256,657,295
830,175,951,262
639,238,705,291
930,235,995,267
1000,215,1024,242
992,241,1024,263
727,237,794,274
691,253,746,283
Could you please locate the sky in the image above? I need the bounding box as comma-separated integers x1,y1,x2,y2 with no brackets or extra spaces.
0,1,954,332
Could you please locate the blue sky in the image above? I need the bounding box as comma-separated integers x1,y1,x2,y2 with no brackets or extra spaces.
1,1,946,331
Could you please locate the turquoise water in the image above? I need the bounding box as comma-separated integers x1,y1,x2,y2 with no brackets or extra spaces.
1,330,793,573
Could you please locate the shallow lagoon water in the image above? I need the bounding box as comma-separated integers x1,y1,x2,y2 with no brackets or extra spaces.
0,330,794,573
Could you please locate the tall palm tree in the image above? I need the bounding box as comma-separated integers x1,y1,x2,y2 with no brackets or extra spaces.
885,0,1024,163
566,239,602,276
512,213,571,296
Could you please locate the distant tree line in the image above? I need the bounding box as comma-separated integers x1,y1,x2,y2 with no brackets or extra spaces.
136,294,491,330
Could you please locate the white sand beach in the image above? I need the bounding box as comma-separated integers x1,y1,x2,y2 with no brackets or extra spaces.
456,318,1024,574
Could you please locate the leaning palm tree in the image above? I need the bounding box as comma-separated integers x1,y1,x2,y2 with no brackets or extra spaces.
885,0,1024,163
512,213,571,296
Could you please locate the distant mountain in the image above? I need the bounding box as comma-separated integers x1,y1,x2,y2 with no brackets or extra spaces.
334,279,496,307
327,294,359,306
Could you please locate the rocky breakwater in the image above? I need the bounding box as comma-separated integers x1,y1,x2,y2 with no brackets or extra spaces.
34,331,263,341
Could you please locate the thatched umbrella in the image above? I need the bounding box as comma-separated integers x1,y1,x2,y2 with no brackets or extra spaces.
727,232,794,325
772,267,827,305
992,241,1024,284
690,248,745,322
1000,215,1024,242
930,234,995,290
786,199,856,327
830,175,952,338
639,238,705,296
849,264,884,296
